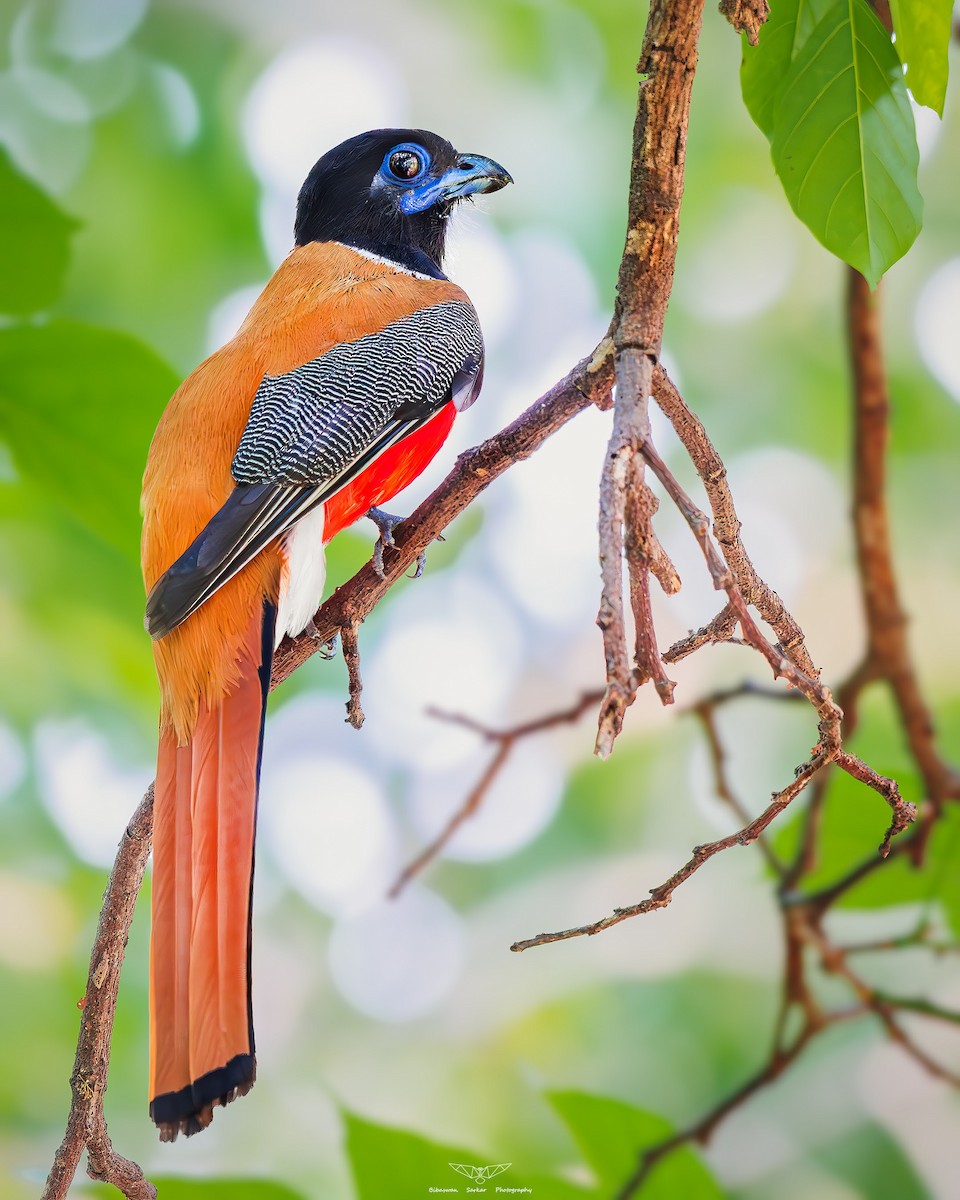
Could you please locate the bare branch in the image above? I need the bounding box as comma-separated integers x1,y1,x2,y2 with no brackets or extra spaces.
692,700,786,875
595,0,707,757
340,619,365,730
652,366,818,680
616,1025,815,1199
834,749,917,855
611,254,959,1200
846,270,960,833
42,790,157,1200
389,741,512,900
663,603,738,662
511,743,829,953
597,360,655,759
389,692,603,896
624,452,676,702
842,922,960,958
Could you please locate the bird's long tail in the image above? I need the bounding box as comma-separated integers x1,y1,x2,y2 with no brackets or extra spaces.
149,602,275,1140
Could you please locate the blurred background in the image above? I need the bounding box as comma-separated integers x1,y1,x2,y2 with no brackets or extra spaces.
1,0,959,1195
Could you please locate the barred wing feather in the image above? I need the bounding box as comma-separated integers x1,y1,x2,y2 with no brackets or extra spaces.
145,300,483,639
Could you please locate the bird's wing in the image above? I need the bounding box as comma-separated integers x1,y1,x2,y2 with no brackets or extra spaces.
145,299,483,638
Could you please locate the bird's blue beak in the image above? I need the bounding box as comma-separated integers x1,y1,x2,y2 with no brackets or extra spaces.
397,154,513,215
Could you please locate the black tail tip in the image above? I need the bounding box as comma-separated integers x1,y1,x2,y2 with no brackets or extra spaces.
150,1054,256,1141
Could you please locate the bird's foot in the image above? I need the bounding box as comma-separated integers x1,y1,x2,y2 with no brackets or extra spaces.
305,621,338,660
367,506,427,580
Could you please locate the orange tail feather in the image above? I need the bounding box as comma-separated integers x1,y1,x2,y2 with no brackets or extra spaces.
149,603,274,1140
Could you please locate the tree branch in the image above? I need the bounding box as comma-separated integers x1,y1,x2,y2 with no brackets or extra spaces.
42,790,157,1200
511,744,830,953
845,270,960,851
388,692,602,897
595,0,706,757
651,366,818,679
610,214,960,1200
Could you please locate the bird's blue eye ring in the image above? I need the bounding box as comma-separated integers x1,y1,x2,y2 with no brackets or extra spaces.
383,143,429,183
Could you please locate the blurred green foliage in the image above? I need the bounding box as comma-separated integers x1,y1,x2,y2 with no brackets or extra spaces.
0,1,958,1198
0,148,77,314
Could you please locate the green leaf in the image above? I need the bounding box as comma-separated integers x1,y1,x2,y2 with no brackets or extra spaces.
548,1091,722,1198
922,808,960,939
0,320,177,560
343,1110,590,1199
889,0,952,115
816,1122,930,1199
0,482,158,722
741,0,836,137
0,150,79,316
345,1109,471,1198
770,0,922,287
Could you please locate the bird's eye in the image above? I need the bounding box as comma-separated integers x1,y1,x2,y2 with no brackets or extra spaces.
388,150,423,180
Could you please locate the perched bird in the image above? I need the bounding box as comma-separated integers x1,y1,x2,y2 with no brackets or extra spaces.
141,128,510,1140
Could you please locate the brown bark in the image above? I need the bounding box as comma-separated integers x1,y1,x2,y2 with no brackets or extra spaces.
596,0,707,757
847,271,959,819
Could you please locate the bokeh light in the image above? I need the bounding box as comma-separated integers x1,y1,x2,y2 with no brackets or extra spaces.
34,721,152,867
328,885,464,1021
916,258,960,403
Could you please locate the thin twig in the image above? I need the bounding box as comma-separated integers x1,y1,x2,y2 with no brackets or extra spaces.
389,692,603,896
616,1026,815,1199
834,748,917,855
663,603,738,662
597,358,657,758
692,701,786,875
651,366,818,680
624,454,677,704
842,922,960,957
796,831,916,913
511,744,829,953
389,742,511,900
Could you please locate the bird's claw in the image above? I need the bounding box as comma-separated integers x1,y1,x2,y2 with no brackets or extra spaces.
305,621,338,660
367,506,427,580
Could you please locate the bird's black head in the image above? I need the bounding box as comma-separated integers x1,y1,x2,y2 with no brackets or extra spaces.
294,128,512,277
